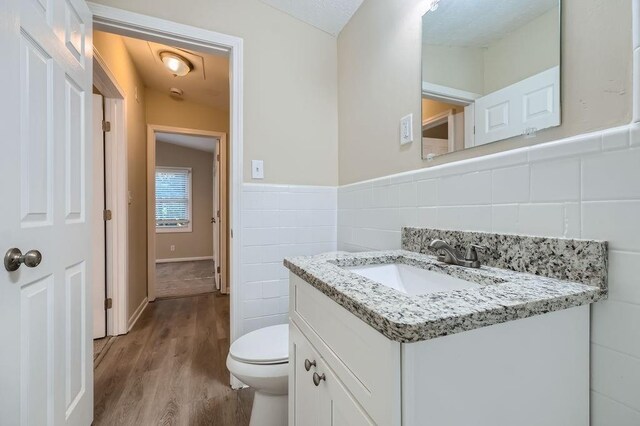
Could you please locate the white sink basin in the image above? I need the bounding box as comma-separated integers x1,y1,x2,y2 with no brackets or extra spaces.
345,263,480,296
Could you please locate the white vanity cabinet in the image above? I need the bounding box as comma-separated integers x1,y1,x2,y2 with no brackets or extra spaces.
290,323,375,426
289,274,402,426
289,273,591,426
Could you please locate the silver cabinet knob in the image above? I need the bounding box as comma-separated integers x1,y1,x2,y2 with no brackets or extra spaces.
312,372,326,386
304,359,316,372
4,248,42,272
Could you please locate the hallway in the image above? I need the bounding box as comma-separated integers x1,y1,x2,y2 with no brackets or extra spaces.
93,293,253,425
156,260,217,299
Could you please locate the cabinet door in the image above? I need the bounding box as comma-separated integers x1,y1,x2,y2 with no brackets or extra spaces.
290,323,322,426
318,360,375,426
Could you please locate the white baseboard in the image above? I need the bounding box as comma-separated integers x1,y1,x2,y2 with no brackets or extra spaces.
127,297,148,331
156,256,213,264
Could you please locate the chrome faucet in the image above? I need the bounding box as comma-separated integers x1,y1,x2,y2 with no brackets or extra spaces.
428,239,487,268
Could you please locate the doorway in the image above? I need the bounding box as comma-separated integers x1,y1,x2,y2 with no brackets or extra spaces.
151,128,229,299
90,3,244,387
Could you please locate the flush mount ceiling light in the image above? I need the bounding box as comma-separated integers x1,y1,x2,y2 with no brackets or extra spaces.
159,51,193,77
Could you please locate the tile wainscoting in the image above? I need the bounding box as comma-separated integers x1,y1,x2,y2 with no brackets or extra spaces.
240,184,337,334
337,123,640,424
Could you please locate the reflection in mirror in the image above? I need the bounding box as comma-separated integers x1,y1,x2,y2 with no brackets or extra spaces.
421,0,561,160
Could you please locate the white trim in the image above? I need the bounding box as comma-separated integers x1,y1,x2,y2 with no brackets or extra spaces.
422,81,480,105
156,256,214,263
422,109,453,129
93,48,125,98
92,47,129,337
127,297,148,332
155,227,193,233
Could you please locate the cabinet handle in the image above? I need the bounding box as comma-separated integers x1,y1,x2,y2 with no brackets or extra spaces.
304,359,316,372
313,372,326,386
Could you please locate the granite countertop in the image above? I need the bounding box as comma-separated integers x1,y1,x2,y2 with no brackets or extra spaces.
283,250,606,343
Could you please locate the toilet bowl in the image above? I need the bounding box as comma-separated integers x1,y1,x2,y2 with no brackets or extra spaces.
227,324,289,426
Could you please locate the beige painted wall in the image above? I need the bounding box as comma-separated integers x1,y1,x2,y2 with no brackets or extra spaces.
145,88,230,133
422,98,461,122
93,31,148,319
339,0,632,185
422,44,485,95
483,6,560,93
93,0,339,186
155,142,214,260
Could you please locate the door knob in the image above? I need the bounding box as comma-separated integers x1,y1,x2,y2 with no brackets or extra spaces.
304,359,316,371
4,248,42,272
312,372,326,386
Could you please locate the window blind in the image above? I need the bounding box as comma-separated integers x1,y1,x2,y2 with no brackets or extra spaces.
155,167,191,228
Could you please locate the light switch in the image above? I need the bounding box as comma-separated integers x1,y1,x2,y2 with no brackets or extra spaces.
251,160,264,179
400,113,413,145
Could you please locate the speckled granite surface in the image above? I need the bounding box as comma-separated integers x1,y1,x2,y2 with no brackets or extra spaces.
284,249,607,343
402,227,608,289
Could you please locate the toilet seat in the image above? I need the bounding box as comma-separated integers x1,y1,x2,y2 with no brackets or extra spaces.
229,324,288,365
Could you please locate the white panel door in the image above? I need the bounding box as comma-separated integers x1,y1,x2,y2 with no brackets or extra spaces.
0,0,93,424
474,66,560,146
520,66,561,133
92,94,106,339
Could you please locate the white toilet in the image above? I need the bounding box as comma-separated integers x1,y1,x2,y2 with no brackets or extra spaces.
227,324,289,426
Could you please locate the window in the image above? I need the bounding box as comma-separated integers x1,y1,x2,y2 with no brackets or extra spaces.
155,167,192,232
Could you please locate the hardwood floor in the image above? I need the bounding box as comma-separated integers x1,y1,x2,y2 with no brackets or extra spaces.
155,261,216,299
93,292,254,425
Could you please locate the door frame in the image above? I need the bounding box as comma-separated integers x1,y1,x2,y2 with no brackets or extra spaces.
147,125,228,300
90,1,244,387
213,141,222,291
92,47,129,336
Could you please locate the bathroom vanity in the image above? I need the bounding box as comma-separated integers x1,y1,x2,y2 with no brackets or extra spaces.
285,228,607,426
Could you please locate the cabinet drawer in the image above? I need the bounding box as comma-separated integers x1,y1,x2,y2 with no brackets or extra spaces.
289,273,401,426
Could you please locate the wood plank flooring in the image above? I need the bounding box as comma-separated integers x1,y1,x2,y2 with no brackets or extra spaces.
156,261,216,299
93,293,253,425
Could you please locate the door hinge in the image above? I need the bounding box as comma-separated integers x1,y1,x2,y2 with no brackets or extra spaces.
103,209,112,221
217,209,220,217
216,154,220,161
216,266,220,273
230,228,233,238
104,298,113,310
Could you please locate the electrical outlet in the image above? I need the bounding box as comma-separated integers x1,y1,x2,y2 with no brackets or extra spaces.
170,245,175,252
400,114,413,145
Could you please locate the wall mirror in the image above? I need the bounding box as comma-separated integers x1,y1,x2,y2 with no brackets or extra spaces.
421,0,561,159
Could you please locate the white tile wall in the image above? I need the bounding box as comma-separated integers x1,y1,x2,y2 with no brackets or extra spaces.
240,183,336,334
337,123,640,421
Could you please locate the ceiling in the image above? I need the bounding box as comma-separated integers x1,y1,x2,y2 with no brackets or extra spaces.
156,132,218,153
121,35,230,110
260,0,363,36
422,0,558,47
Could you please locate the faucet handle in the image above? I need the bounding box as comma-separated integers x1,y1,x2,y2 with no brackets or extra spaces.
465,244,488,261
